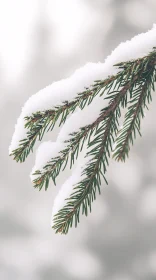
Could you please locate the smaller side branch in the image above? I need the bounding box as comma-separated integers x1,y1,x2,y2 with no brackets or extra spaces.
113,62,156,161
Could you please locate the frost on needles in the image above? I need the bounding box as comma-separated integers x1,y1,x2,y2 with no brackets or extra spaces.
9,25,156,234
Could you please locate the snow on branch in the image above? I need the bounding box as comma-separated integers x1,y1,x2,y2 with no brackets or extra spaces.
9,25,156,234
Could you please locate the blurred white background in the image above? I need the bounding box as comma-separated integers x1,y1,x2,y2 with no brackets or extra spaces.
1,0,156,279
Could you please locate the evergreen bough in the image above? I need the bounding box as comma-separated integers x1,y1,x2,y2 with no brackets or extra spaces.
10,48,156,234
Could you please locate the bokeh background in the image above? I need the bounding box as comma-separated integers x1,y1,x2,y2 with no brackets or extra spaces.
1,0,156,279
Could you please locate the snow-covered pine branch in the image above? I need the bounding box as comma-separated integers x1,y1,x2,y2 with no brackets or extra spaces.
9,25,156,234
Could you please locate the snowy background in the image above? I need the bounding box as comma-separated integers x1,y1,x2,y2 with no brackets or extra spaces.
1,0,156,279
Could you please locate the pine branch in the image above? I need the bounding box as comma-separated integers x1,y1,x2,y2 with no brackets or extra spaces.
9,43,156,234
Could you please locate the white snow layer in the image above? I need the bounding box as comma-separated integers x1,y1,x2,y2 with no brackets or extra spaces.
9,24,156,154
9,25,156,224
